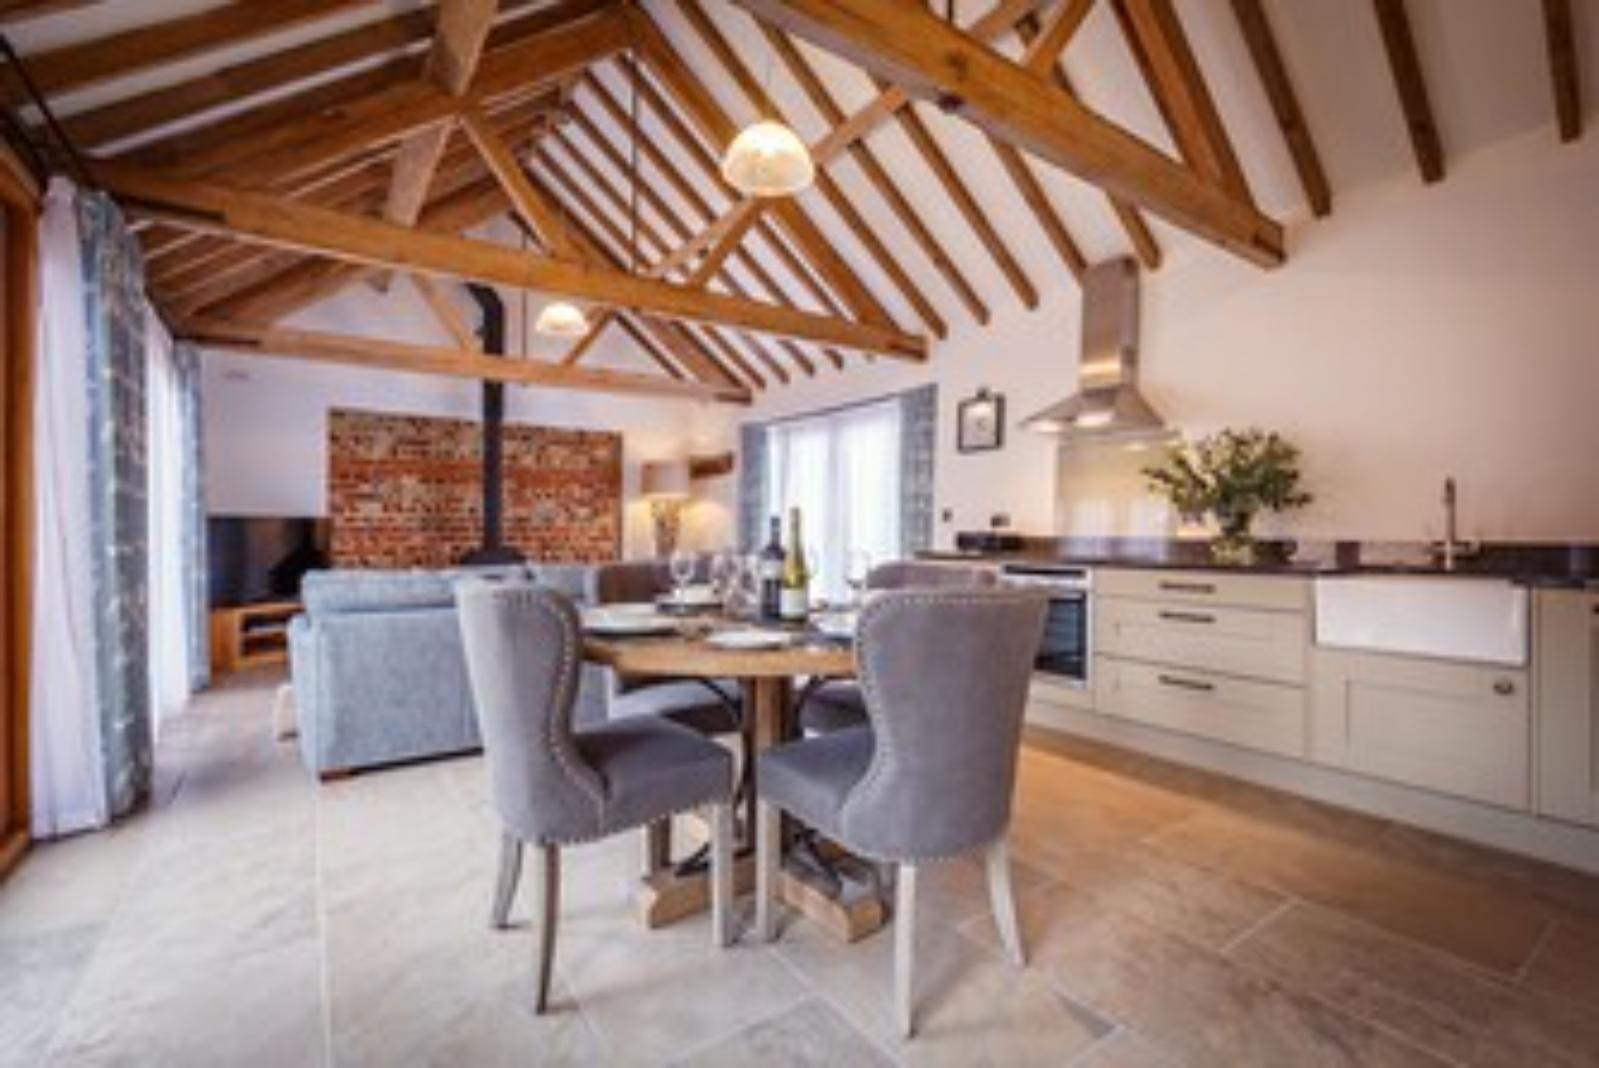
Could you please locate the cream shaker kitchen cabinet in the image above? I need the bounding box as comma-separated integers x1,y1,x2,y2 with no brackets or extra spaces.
1311,649,1531,810
1535,589,1599,827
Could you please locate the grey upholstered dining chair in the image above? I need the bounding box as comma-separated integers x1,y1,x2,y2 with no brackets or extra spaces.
799,560,999,734
455,580,738,1013
755,587,1048,1038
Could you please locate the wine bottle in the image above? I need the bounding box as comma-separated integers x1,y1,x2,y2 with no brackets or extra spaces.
759,516,784,621
780,507,811,622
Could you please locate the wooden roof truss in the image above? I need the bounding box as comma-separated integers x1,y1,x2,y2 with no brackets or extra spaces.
0,0,1580,402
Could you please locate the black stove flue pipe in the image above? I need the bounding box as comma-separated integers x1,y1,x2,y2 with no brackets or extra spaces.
460,283,523,565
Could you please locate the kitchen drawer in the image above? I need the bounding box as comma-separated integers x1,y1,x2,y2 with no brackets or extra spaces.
1095,655,1308,758
1096,596,1308,684
1312,649,1530,810
1096,567,1310,613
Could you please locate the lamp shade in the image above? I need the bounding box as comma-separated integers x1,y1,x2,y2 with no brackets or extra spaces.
720,120,815,197
534,300,589,338
641,459,692,500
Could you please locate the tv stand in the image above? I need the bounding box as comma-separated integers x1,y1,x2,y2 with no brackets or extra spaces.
210,600,300,678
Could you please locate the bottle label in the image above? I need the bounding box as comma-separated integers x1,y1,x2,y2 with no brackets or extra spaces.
779,587,809,620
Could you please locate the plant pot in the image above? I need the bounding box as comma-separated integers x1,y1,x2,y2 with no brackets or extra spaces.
1211,511,1258,565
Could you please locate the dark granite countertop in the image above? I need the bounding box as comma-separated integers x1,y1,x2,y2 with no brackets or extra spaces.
921,536,1599,590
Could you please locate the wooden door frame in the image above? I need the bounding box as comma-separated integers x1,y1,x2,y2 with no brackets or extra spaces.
0,141,39,880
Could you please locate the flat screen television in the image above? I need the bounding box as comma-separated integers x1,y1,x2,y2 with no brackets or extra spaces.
207,515,330,607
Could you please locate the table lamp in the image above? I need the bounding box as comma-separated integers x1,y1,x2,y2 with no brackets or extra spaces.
641,459,692,558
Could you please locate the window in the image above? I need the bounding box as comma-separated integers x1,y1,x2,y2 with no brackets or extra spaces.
762,398,903,603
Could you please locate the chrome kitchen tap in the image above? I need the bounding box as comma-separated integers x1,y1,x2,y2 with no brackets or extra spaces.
1436,476,1479,572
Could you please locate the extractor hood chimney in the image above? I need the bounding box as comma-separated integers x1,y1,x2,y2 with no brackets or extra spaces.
1021,257,1168,442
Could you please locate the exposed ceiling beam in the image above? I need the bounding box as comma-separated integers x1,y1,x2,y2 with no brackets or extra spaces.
1014,12,1162,271
130,5,627,184
734,0,1284,267
527,142,764,388
1024,0,1094,74
0,1,100,25
759,26,990,323
1372,0,1444,183
99,167,927,359
1541,0,1582,142
880,88,1039,308
989,141,1086,281
459,103,579,257
1230,0,1330,217
628,6,904,331
177,320,745,403
1112,0,1254,204
2,0,369,105
410,274,481,351
558,109,831,377
381,0,499,241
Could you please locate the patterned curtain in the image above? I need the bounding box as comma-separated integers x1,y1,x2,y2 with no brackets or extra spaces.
898,384,937,555
79,191,151,818
176,341,209,692
737,421,768,551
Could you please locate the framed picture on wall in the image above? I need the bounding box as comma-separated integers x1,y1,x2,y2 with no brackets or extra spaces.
956,389,1004,453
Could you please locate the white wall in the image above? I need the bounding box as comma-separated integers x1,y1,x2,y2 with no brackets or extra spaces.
741,125,1599,547
201,275,739,559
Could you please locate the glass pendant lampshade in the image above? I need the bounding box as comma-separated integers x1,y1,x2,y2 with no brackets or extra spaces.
720,119,815,197
534,300,588,338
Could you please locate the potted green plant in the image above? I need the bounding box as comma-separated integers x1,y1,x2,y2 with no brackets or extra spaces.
1143,428,1313,563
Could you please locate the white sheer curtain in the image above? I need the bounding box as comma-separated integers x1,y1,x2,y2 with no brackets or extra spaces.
146,309,190,736
764,398,901,602
29,177,106,836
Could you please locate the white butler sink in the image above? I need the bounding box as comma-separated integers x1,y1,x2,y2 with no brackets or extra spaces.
1314,576,1529,666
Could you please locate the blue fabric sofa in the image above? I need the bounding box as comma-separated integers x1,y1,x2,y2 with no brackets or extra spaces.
287,560,717,778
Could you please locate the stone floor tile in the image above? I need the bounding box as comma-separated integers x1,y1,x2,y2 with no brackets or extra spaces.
0,925,102,1068
673,998,891,1068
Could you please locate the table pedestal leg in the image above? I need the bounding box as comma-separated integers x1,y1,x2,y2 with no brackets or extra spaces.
634,674,885,943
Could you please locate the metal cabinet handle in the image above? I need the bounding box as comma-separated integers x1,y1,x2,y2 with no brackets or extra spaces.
1158,610,1216,625
1158,673,1216,693
1159,580,1217,594
1493,679,1515,697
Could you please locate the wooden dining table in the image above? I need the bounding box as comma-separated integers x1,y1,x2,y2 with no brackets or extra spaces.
582,625,887,943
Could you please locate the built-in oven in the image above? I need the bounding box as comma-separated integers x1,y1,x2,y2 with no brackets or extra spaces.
1000,564,1092,690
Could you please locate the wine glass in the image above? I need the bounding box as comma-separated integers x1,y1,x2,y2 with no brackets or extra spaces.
845,549,873,607
710,548,738,606
669,548,696,605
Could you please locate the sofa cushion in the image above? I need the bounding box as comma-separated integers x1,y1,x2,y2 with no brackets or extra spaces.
303,566,529,616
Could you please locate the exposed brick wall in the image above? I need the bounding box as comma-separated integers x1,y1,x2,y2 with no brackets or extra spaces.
327,408,621,568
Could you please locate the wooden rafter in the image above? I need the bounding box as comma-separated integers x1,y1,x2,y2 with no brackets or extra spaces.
0,1,98,24
1025,0,1095,74
882,89,1039,308
410,275,482,352
459,103,579,257
382,0,499,240
1014,12,1162,271
735,0,1283,266
616,56,850,328
1112,0,1254,204
628,7,901,331
178,320,744,403
760,25,991,323
1541,0,1582,142
527,142,766,388
129,5,627,185
1372,0,1444,183
1,0,369,105
104,166,925,358
989,142,1086,281
536,131,777,387
675,0,941,338
1231,0,1330,217
562,101,841,374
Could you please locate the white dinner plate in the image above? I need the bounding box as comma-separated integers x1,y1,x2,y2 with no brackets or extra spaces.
812,612,857,639
705,628,791,651
583,609,677,637
656,585,721,609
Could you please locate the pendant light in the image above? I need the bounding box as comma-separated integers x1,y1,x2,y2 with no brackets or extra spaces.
534,301,588,338
720,32,814,197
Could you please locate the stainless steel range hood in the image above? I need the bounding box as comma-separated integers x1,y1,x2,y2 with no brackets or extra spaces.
1022,257,1169,442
